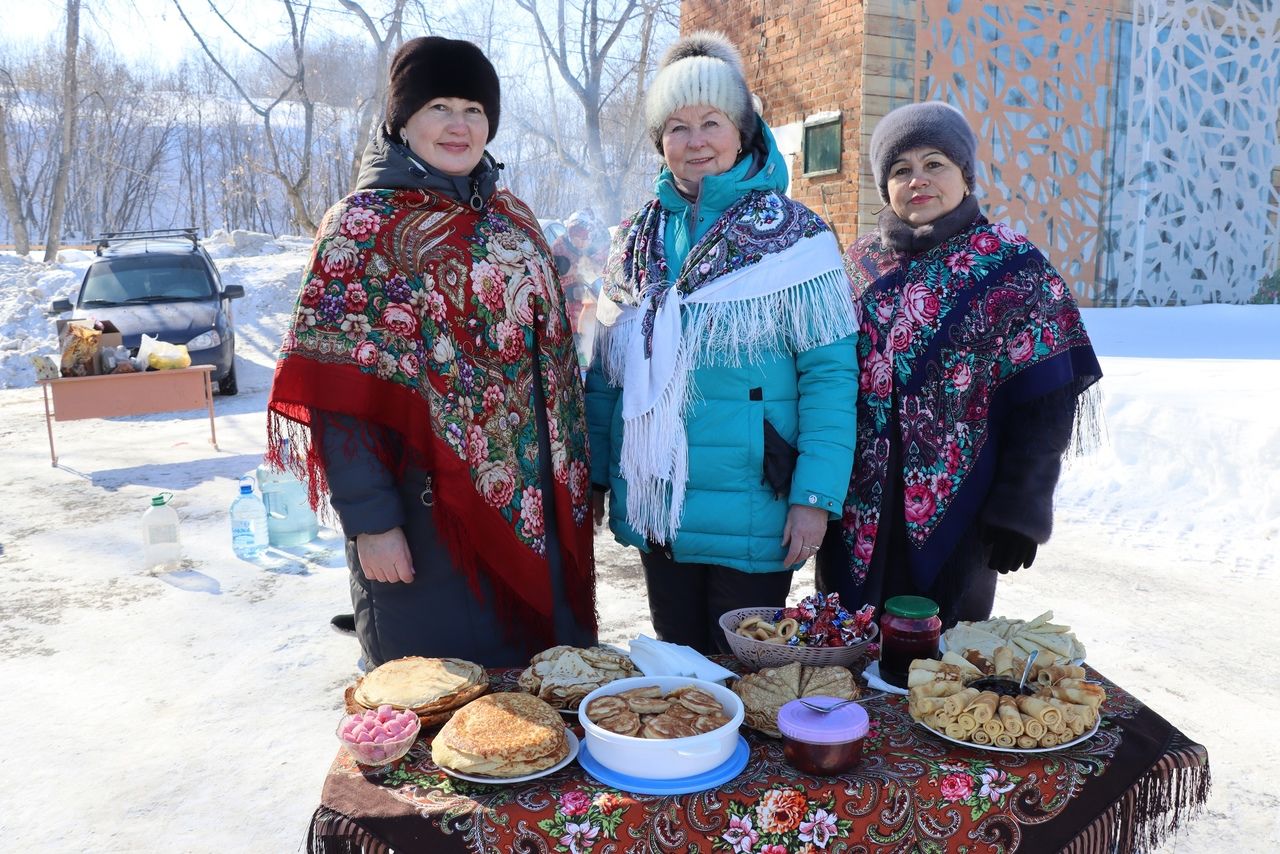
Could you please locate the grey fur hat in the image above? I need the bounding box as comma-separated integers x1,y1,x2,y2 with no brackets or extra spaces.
869,101,977,202
645,31,754,153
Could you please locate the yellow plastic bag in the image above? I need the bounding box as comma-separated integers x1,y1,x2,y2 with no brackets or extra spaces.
138,334,192,370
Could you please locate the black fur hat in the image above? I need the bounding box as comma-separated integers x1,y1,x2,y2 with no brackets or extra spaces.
384,36,501,142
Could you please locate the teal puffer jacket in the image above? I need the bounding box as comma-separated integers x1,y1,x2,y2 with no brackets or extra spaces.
586,121,858,573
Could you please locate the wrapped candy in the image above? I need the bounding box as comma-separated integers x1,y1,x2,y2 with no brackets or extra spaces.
772,593,876,648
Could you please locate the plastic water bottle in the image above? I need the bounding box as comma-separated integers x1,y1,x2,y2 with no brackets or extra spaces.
142,492,182,572
257,439,318,547
230,477,268,560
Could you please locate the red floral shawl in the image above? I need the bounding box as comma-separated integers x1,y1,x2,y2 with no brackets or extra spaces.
267,188,596,649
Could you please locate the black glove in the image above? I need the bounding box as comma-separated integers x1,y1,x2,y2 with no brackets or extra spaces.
984,526,1038,574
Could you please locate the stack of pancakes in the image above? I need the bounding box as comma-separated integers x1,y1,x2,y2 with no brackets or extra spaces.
349,657,488,727
732,662,860,738
583,685,731,739
431,692,570,778
517,645,639,711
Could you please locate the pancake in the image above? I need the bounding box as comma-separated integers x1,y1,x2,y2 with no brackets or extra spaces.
432,692,569,778
353,657,486,712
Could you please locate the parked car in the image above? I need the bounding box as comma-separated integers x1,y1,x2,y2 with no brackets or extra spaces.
47,228,244,394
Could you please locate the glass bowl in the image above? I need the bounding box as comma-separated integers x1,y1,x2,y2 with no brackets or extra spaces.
336,706,421,766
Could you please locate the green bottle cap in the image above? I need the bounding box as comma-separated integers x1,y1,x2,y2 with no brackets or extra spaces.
884,595,940,619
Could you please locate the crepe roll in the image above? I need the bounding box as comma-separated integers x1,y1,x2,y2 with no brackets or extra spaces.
1065,712,1087,737
1022,715,1047,739
957,711,979,733
1036,664,1086,685
940,651,983,676
1017,696,1063,727
971,729,993,745
913,696,949,717
993,646,1015,678
994,732,1017,748
1038,731,1061,749
997,696,1024,736
928,710,954,730
982,718,1004,739
1050,685,1104,711
944,687,981,717
944,720,969,740
967,691,1000,724
911,680,963,700
1016,734,1038,750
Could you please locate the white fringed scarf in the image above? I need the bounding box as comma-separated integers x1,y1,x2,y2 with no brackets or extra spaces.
595,194,859,543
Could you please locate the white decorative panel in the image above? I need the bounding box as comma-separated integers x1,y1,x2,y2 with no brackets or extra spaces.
1113,0,1280,305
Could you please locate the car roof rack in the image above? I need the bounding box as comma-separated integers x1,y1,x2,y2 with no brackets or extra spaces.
95,227,200,256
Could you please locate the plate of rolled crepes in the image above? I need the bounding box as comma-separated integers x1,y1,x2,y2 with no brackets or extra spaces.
907,647,1106,752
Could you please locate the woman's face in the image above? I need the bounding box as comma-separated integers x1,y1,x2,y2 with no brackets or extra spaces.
660,105,740,196
401,97,488,176
886,147,968,226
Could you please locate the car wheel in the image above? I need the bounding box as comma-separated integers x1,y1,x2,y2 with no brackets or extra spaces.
218,362,238,396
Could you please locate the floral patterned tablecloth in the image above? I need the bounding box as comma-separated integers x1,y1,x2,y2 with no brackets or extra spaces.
307,662,1209,854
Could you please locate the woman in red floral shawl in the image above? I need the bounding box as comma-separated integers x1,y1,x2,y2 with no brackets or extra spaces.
817,102,1102,631
266,37,596,668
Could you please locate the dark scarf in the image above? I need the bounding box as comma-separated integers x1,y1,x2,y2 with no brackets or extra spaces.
267,185,596,652
838,211,1102,593
877,193,981,255
354,130,501,210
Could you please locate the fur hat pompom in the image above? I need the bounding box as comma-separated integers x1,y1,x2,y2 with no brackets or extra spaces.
645,31,754,152
869,101,977,202
385,36,501,142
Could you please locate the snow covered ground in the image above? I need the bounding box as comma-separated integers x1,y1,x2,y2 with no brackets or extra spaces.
0,240,1276,851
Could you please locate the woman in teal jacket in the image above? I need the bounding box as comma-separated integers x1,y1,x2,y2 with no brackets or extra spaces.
585,32,859,654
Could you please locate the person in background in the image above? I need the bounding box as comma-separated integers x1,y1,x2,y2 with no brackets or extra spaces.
552,209,609,370
586,32,860,655
817,101,1103,628
267,36,597,668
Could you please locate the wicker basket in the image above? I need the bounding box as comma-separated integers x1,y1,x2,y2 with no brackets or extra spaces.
719,607,878,671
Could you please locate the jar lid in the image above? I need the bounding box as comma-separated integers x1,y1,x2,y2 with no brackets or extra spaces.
777,698,869,744
884,595,939,619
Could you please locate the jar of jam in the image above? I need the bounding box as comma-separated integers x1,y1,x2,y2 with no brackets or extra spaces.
879,595,942,689
777,698,869,775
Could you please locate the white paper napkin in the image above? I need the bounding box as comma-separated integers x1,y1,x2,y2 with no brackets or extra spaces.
626,635,738,683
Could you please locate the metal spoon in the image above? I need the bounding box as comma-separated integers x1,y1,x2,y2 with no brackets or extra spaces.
1017,649,1039,694
798,698,860,713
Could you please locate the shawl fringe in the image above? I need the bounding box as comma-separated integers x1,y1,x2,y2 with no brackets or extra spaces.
608,268,858,543
1060,752,1212,854
1068,381,1107,461
307,806,391,854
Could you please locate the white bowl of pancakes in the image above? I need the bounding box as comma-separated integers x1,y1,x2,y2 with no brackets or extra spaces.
577,676,744,780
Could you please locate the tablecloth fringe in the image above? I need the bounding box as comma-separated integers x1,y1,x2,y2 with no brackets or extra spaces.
1061,746,1212,854
307,806,392,854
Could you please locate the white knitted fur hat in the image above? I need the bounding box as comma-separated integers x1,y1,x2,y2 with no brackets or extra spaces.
645,31,754,153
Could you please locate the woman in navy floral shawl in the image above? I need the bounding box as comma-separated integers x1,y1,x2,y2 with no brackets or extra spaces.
817,102,1102,628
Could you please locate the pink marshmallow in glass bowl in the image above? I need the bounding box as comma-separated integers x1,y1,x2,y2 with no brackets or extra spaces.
336,707,421,766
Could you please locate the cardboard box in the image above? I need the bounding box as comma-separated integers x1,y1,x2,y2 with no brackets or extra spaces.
55,318,123,376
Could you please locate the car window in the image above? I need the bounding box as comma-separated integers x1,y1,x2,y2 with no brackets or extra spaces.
80,254,216,305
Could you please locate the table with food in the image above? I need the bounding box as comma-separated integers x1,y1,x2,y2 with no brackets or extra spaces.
307,595,1210,853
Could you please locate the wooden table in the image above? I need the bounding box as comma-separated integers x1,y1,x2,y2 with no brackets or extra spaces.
305,661,1210,854
38,366,218,466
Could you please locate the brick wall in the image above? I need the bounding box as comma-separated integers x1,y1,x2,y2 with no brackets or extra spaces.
680,1,868,247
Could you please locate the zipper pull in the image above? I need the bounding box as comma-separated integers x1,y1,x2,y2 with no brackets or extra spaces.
419,474,434,507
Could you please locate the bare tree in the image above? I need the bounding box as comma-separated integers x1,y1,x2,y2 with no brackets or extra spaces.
334,0,410,189
0,71,31,254
511,0,674,224
43,0,80,261
173,0,320,233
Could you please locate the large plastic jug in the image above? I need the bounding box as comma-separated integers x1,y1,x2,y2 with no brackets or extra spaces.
257,439,318,547
142,492,182,571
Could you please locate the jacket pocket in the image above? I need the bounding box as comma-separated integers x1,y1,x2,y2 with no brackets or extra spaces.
761,418,798,500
